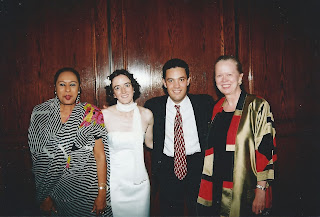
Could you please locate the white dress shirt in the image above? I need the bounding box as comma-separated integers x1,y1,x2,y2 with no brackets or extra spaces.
163,96,201,157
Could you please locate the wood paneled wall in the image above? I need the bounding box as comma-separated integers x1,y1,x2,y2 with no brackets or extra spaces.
0,0,319,215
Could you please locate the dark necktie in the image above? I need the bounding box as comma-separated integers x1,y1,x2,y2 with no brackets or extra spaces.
174,105,187,180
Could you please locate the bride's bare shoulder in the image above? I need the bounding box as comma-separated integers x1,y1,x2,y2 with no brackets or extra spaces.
138,106,153,119
102,105,117,116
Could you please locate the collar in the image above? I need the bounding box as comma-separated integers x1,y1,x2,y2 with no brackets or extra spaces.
166,95,190,108
116,100,137,112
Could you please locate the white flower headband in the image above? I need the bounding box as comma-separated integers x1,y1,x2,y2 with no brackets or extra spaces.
104,77,112,86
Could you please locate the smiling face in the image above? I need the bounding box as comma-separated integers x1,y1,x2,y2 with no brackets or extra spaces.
55,71,80,105
162,67,190,104
215,59,243,97
112,74,134,104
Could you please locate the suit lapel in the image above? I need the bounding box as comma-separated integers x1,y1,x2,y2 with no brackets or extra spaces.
188,94,200,127
150,95,167,155
158,96,167,142
188,94,205,150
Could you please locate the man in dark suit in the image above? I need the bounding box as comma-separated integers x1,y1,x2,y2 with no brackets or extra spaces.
144,58,214,216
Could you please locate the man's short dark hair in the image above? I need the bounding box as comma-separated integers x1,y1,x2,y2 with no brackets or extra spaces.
162,58,189,79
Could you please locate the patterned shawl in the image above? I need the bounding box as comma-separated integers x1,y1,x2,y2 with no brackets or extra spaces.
28,97,112,216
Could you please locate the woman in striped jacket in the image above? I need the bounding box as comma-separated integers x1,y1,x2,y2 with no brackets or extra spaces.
28,68,112,216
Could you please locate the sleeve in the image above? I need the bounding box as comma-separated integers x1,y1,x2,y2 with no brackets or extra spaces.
90,108,109,163
82,104,107,142
27,106,56,203
93,110,106,140
28,108,38,160
254,100,277,182
206,95,215,121
144,98,153,111
96,113,108,145
28,106,49,163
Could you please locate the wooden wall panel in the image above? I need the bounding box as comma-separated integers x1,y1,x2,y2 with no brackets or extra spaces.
220,0,236,56
238,0,320,215
109,0,228,103
0,0,99,146
237,0,252,93
94,0,111,107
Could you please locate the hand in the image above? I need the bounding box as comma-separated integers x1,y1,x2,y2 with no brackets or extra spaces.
92,192,106,215
40,196,57,214
252,189,266,215
102,105,108,109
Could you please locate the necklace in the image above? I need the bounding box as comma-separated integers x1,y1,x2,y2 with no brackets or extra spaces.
116,100,137,112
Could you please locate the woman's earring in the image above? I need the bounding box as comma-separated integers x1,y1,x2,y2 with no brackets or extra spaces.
54,90,57,96
76,91,81,104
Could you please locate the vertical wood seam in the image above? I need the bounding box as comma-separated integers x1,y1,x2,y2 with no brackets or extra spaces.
248,0,253,94
107,0,113,73
121,0,128,69
234,0,239,58
92,6,98,105
219,0,225,55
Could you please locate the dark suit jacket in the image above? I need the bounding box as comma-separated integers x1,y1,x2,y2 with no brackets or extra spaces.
144,94,214,178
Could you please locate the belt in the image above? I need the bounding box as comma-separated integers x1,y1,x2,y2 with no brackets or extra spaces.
162,152,202,160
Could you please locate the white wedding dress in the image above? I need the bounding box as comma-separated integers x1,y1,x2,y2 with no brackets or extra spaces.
103,104,150,217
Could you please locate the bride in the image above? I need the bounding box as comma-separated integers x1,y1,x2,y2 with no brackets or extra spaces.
102,69,153,217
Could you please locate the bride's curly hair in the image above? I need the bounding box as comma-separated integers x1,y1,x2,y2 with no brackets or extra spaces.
105,69,141,105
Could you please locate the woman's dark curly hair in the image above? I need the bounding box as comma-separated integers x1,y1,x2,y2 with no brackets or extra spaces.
105,69,141,105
